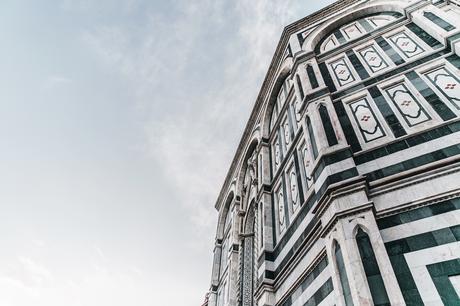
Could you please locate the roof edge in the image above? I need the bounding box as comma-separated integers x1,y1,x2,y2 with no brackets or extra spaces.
214,0,362,210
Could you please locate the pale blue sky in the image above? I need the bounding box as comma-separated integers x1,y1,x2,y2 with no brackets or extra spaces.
0,1,334,305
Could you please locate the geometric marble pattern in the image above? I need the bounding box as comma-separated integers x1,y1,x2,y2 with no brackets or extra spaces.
367,15,396,28
425,66,460,110
273,138,281,171
320,13,399,53
277,186,286,233
288,166,299,212
405,242,460,305
358,45,389,73
388,31,425,58
330,58,356,87
342,23,363,40
283,119,291,148
349,97,386,142
320,12,401,52
385,82,431,127
298,142,311,192
293,99,302,124
322,35,339,52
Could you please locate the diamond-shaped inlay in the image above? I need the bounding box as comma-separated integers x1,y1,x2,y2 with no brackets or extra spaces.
445,83,457,90
401,100,411,106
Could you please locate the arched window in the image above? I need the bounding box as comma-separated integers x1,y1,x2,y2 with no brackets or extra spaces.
423,11,455,32
356,228,390,306
306,64,319,89
306,116,318,159
258,202,264,250
220,210,232,277
319,104,338,146
318,12,402,53
296,74,304,100
270,76,293,133
334,241,354,306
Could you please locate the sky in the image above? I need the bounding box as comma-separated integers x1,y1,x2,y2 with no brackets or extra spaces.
0,1,334,305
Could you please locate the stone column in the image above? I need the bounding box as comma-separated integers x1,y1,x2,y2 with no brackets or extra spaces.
355,211,405,305
208,240,222,306
318,181,374,305
319,181,405,306
228,198,241,306
305,101,329,154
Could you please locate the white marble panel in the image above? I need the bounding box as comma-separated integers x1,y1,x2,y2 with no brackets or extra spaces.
449,274,460,298
380,210,460,242
405,242,460,305
291,268,331,306
274,239,324,301
357,131,460,174
315,157,356,191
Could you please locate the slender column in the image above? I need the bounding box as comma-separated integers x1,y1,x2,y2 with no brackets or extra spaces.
306,101,329,154
208,291,217,306
359,212,405,305
228,198,241,306
211,242,223,287
325,237,346,306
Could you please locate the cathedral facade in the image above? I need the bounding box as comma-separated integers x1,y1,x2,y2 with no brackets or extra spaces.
207,0,460,305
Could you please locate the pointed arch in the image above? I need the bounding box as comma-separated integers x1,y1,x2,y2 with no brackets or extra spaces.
235,138,260,213
261,57,293,139
301,2,406,53
333,240,354,306
216,191,235,240
355,226,390,306
318,104,338,146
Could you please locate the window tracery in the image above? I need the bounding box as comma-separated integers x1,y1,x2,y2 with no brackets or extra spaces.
320,12,402,53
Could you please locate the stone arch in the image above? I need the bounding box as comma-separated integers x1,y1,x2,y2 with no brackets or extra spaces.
261,57,293,139
351,222,372,238
235,138,260,212
216,191,235,240
302,1,407,53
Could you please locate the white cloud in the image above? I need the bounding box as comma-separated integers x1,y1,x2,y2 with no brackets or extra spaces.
42,75,73,90
81,0,306,242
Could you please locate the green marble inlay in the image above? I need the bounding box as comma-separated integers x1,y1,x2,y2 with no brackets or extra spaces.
385,225,460,305
406,71,456,121
377,198,460,229
335,242,354,306
303,278,334,306
424,11,456,32
279,256,328,306
356,228,390,306
365,144,460,181
406,23,443,49
427,259,460,305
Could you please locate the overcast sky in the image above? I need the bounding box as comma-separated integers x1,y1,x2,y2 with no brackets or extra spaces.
0,1,334,305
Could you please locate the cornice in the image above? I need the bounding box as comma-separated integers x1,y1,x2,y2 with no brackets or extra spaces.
214,0,362,210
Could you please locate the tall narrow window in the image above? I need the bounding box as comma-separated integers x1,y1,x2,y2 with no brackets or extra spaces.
335,241,354,306
423,11,455,31
296,75,305,100
319,104,338,146
259,203,264,250
306,116,318,159
220,211,232,276
356,228,390,306
307,64,319,89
